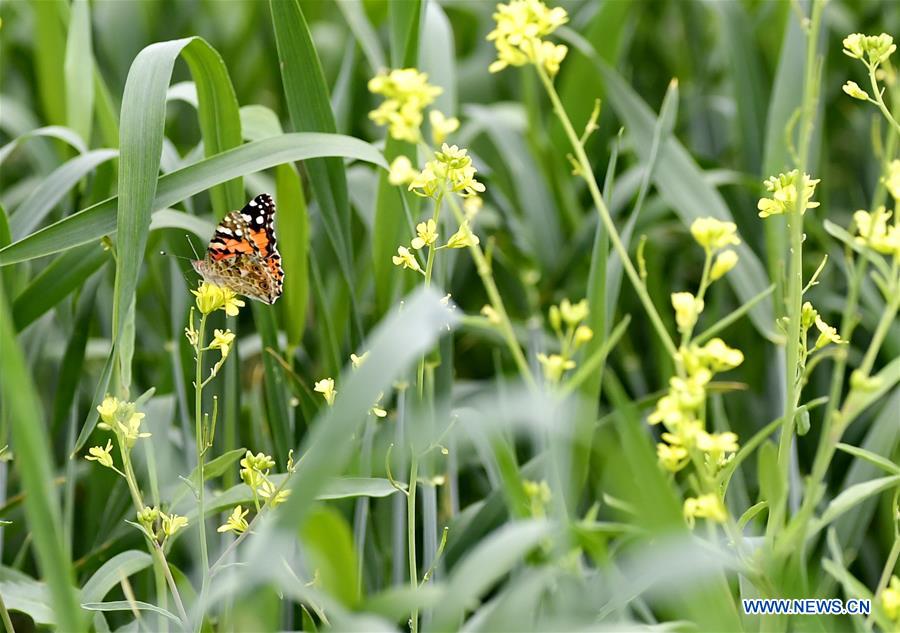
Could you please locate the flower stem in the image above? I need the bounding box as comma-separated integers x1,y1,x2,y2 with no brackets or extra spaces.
194,313,210,628
408,452,419,633
768,0,824,543
534,64,678,360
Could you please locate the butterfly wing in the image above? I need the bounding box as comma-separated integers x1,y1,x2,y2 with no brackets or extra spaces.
239,193,284,297
193,193,283,304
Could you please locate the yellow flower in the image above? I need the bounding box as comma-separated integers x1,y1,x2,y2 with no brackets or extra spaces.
690,217,740,251
314,378,336,405
409,144,485,199
411,219,438,250
656,442,688,472
671,292,703,333
240,450,276,491
350,352,369,369
392,246,422,272
842,80,870,100
696,431,739,467
85,439,115,469
487,0,569,77
445,221,480,249
801,301,819,329
683,494,727,527
220,287,245,317
121,410,150,448
814,315,845,350
710,249,738,281
97,396,120,426
574,325,593,345
368,68,442,143
209,329,235,358
217,505,249,534
559,298,589,325
388,155,418,186
192,281,225,314
843,33,896,65
258,479,291,508
694,338,744,372
757,170,820,218
160,513,188,538
481,304,501,324
429,110,459,145
537,353,575,383
463,195,483,220
854,207,900,255
882,575,900,621
886,160,900,201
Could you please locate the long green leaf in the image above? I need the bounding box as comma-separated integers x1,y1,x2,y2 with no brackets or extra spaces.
0,133,387,266
80,550,154,603
0,269,82,630
64,0,94,144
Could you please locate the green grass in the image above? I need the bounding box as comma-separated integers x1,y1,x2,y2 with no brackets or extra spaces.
0,1,899,631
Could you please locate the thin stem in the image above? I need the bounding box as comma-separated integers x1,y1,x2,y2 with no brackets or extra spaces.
194,313,210,629
534,63,678,359
768,0,825,541
408,453,419,633
868,65,900,137
0,590,13,633
869,534,900,627
442,193,536,386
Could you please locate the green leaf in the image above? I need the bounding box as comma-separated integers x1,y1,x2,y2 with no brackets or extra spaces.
430,520,554,631
0,567,55,626
81,601,181,624
0,125,88,166
10,149,118,240
80,551,154,603
835,442,900,476
336,0,385,72
842,356,900,425
808,475,900,539
0,133,387,266
598,61,776,340
64,0,95,144
13,242,108,332
270,0,358,333
300,505,360,607
0,271,82,630
757,441,784,511
252,302,292,457
275,164,309,350
32,0,68,126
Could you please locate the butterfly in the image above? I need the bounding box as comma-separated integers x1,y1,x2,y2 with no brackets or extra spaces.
191,193,284,304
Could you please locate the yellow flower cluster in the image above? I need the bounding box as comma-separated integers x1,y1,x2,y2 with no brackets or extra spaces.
137,506,188,542
368,68,442,143
192,281,244,316
238,450,290,513
886,160,900,201
538,298,593,384
409,144,485,199
854,207,900,258
843,33,896,66
95,395,150,449
800,302,845,351
522,479,551,518
758,170,821,218
683,494,727,527
650,338,744,475
487,0,569,77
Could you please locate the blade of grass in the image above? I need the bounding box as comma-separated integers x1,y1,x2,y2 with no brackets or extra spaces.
64,0,94,145
12,242,107,331
10,149,118,240
270,0,360,342
0,270,82,631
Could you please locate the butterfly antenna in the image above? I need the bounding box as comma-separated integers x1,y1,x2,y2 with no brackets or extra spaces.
158,250,193,262
186,234,201,260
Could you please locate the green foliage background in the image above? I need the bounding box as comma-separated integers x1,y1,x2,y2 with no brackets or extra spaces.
0,0,898,631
